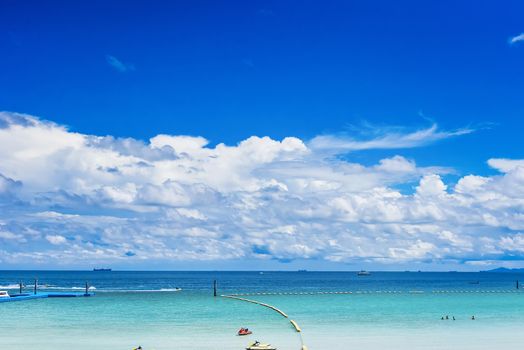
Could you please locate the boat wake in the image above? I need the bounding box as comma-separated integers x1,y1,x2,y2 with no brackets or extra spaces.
43,286,97,291
0,284,20,289
1,283,182,293
94,288,182,293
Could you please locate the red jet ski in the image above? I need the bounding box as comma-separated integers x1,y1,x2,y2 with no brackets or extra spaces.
238,328,253,336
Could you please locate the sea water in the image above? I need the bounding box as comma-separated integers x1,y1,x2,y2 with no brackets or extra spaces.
1,271,524,350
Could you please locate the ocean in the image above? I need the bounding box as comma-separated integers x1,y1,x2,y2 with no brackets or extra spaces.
1,271,524,350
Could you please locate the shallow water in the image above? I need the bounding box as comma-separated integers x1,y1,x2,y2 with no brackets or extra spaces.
1,271,524,350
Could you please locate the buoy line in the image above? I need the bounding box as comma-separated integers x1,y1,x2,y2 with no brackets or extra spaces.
221,288,521,350
222,294,307,350
227,289,523,297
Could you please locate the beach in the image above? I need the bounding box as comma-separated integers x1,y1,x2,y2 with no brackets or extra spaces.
2,271,524,350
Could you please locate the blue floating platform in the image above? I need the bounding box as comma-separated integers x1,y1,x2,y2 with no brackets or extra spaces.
0,292,94,303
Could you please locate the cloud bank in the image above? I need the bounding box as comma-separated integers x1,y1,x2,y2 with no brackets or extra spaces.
0,111,522,269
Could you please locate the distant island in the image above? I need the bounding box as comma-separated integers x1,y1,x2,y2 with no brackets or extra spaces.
93,268,112,272
483,267,524,273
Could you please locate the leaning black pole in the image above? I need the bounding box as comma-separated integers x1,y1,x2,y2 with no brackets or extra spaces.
213,280,217,297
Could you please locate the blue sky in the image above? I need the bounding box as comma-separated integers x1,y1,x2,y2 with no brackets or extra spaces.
1,1,524,270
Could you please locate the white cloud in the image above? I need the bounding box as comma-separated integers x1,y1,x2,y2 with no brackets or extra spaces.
176,208,207,220
45,234,67,245
454,175,490,194
0,230,19,240
509,33,524,45
150,134,209,152
375,155,416,173
309,123,474,153
0,111,523,268
416,174,447,197
499,233,524,252
487,158,524,172
389,240,437,259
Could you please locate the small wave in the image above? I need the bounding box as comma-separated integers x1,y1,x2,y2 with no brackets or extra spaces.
0,284,20,289
36,286,97,291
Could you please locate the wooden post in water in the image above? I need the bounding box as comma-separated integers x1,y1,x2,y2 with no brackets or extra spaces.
19,281,23,294
213,280,217,297
517,280,519,290
85,282,89,295
34,278,38,295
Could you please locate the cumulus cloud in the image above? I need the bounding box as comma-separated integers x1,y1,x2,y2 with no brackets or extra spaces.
416,174,447,197
509,33,524,45
0,111,522,269
46,234,67,245
487,158,524,172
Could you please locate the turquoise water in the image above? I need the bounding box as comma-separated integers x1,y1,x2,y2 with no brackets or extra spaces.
1,271,524,349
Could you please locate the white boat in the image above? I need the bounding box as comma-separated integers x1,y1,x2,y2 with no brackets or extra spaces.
357,270,371,276
246,342,277,350
0,291,10,298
